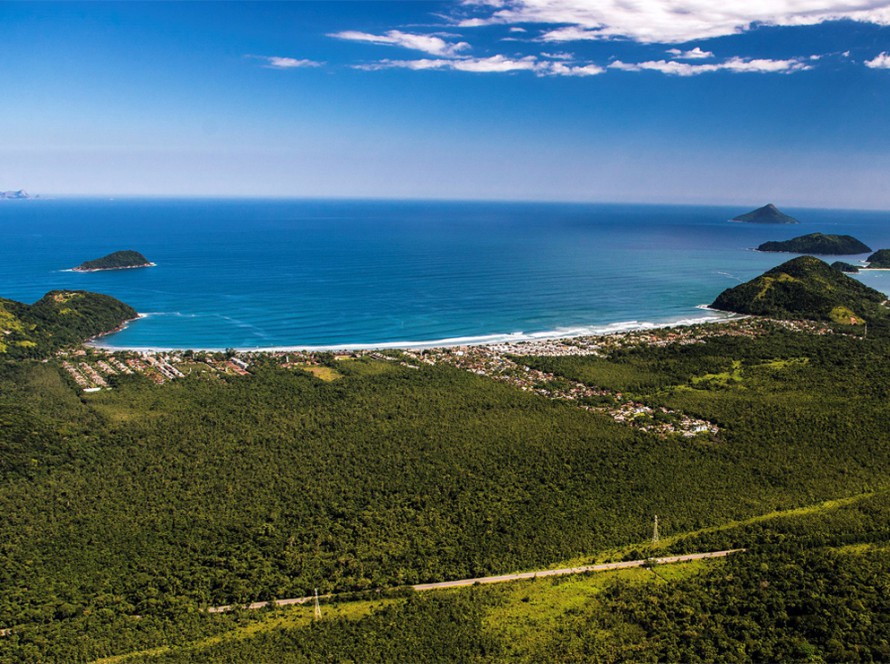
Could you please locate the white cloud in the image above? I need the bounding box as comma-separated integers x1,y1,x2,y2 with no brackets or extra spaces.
865,51,890,68
609,56,811,75
455,54,540,72
666,47,714,59
509,26,527,32
720,57,811,73
257,56,322,69
541,51,575,60
331,29,470,57
356,54,604,76
546,61,605,76
459,0,890,44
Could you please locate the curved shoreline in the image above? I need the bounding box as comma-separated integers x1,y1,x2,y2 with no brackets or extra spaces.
88,308,744,353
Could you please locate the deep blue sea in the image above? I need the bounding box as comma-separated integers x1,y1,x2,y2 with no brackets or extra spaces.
2,198,889,350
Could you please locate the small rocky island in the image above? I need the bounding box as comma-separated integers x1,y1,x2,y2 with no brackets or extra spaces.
731,204,799,224
711,255,888,325
831,261,860,273
756,233,871,255
73,250,154,272
866,249,890,268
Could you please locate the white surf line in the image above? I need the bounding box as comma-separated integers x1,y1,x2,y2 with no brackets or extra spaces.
206,549,744,614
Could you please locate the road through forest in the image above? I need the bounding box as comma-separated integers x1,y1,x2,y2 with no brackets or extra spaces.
207,549,745,614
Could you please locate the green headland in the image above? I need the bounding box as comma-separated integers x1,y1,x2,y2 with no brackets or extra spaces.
0,290,136,358
711,255,888,325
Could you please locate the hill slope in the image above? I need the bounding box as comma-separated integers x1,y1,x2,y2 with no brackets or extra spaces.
0,290,137,358
731,204,799,224
757,233,870,255
866,249,890,268
711,256,888,324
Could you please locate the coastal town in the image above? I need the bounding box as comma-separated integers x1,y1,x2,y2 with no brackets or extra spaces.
58,317,834,438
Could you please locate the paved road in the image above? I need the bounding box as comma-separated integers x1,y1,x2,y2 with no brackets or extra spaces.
207,549,744,614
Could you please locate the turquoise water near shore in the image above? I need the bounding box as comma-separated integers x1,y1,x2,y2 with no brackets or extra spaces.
2,199,889,349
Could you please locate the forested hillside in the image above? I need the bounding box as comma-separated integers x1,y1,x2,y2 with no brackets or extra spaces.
711,256,889,324
0,290,136,358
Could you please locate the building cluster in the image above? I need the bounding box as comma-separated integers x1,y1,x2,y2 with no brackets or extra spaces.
56,348,252,391
400,344,718,438
60,319,830,436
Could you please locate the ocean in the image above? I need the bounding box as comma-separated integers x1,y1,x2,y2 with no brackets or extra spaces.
3,198,890,350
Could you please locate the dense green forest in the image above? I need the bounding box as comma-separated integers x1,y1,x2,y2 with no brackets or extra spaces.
65,494,890,662
1,320,889,661
0,290,136,359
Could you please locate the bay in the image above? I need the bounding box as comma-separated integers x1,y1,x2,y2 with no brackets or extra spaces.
2,198,889,349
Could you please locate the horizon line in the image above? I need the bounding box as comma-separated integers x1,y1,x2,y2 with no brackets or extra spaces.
9,193,890,213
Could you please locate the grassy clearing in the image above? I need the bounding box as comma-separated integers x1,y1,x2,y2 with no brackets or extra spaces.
690,359,743,387
481,561,706,656
296,365,342,381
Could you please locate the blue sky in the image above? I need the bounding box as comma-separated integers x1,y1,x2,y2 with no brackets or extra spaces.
2,1,890,207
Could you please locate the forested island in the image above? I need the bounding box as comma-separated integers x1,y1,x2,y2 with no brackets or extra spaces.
73,250,154,272
711,255,888,325
730,203,799,224
866,248,890,268
756,233,871,255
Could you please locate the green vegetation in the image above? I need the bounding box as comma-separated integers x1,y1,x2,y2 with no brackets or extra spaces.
831,260,860,273
731,203,799,224
757,233,871,255
0,290,136,358
711,255,888,324
74,250,153,271
866,248,890,268
88,490,890,663
2,310,890,660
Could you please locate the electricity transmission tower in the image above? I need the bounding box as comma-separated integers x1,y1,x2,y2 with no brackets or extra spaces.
314,588,322,620
652,515,660,544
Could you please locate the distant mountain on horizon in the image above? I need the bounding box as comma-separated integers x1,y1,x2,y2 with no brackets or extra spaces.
731,204,799,224
0,190,34,200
